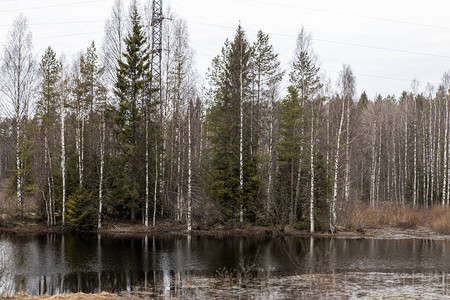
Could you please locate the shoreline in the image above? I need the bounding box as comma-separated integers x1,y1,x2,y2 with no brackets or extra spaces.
8,292,125,299
0,220,448,240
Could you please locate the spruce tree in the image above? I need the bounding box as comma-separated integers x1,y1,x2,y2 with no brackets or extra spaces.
250,30,284,216
37,46,61,225
113,3,149,222
206,26,259,224
277,27,322,227
275,86,303,226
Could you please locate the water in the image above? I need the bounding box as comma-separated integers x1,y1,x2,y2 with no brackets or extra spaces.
2,233,450,298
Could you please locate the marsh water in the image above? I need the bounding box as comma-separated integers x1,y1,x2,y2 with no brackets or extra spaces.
2,233,450,298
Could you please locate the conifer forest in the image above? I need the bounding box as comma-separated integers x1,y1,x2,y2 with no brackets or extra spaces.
1,0,450,234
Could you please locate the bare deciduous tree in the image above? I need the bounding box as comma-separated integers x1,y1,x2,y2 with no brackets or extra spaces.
0,15,37,216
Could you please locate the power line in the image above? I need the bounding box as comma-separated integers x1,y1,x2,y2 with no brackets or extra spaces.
238,0,450,32
314,38,450,60
0,0,109,13
35,31,103,40
324,69,427,83
185,20,450,60
31,20,105,26
0,20,105,27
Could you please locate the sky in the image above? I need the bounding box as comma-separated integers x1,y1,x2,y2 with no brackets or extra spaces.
0,0,449,99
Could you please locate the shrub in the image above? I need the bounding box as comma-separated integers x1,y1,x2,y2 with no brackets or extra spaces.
65,188,95,231
293,221,309,231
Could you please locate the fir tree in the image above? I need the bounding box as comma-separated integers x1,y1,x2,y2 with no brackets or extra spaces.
250,30,284,217
37,46,61,225
113,3,149,222
206,26,259,224
275,86,303,226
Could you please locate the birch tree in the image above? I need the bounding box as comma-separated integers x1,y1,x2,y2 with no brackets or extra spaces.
59,58,70,225
102,0,126,91
0,15,37,216
342,66,355,204
330,65,355,233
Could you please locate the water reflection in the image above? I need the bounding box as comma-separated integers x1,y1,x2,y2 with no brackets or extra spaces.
3,233,450,297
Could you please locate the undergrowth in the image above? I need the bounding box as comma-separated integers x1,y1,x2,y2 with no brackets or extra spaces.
344,203,450,234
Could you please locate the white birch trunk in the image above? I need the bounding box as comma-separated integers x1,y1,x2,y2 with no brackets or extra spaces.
393,132,398,203
60,92,66,225
447,110,450,206
370,125,377,207
267,94,274,212
46,132,56,226
424,113,429,208
344,94,350,203
176,130,181,223
375,126,382,205
309,110,315,234
413,97,417,208
431,98,437,205
80,117,85,186
239,40,244,227
145,105,149,227
153,142,158,228
16,121,22,213
76,120,80,186
187,102,192,233
44,132,52,226
326,105,330,170
98,103,105,230
403,100,408,206
295,127,304,222
443,96,448,206
330,98,345,233
437,98,442,206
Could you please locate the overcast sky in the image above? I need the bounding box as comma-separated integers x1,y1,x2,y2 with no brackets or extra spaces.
0,0,449,99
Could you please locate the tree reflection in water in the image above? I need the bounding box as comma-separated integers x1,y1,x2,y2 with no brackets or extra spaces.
2,234,450,298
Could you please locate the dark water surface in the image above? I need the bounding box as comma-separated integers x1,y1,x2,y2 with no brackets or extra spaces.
2,233,450,298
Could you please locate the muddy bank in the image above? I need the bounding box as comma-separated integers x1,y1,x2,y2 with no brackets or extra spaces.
0,219,448,240
8,292,126,299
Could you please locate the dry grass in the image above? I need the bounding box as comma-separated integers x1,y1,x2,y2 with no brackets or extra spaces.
345,203,450,234
428,206,450,234
0,178,39,218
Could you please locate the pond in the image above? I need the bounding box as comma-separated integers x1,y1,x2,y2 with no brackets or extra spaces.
1,233,450,298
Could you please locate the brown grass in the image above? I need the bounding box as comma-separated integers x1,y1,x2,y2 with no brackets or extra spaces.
345,203,450,234
428,206,450,234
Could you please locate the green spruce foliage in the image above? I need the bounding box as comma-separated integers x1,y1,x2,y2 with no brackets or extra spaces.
113,4,149,222
206,26,260,224
65,187,95,231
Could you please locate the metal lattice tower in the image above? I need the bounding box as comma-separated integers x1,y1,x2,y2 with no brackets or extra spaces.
150,0,166,209
150,0,163,99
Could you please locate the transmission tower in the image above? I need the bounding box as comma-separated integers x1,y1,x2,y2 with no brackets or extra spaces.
150,0,163,97
150,0,165,213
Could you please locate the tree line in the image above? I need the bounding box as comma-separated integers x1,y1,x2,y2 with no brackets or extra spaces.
0,0,448,233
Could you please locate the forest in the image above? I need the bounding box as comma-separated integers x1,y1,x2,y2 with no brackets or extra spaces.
0,0,449,234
